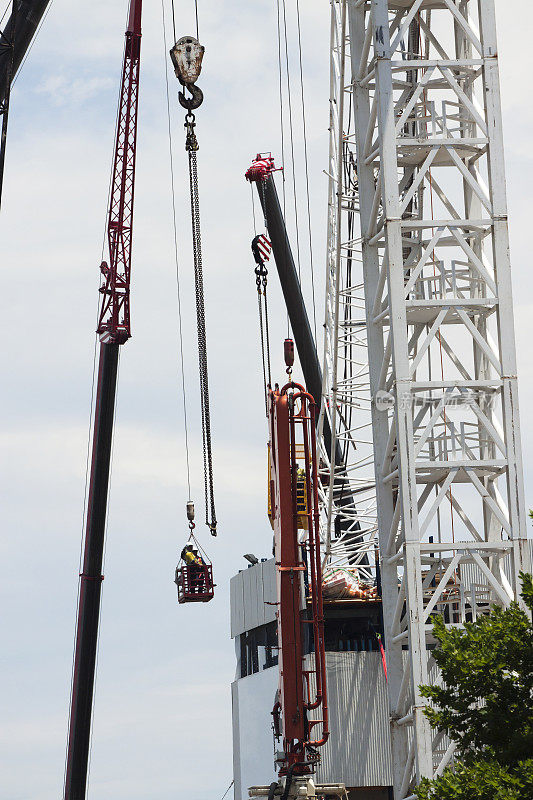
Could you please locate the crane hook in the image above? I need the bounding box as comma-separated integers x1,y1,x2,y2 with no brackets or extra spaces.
179,83,204,111
170,35,205,111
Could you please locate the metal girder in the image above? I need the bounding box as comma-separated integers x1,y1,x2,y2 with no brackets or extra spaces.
325,0,529,796
0,0,53,209
64,2,142,798
64,342,119,800
320,0,377,578
0,0,52,106
97,1,142,344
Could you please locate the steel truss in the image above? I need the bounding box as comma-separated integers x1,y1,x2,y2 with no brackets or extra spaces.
320,0,377,579
324,0,530,796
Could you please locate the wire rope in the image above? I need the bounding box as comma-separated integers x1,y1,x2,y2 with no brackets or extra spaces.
63,158,110,790
0,0,11,34
62,328,100,797
193,0,199,40
279,0,302,283
11,0,54,87
61,1,120,771
85,348,120,797
257,286,269,413
162,0,192,499
275,0,286,217
274,0,290,338
170,0,177,43
218,780,234,800
250,182,257,235
294,0,317,340
250,187,271,413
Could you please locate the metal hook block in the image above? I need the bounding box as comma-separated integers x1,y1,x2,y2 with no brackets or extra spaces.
170,35,204,85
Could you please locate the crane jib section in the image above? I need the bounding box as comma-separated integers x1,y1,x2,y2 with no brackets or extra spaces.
97,2,142,345
268,382,329,777
64,4,142,800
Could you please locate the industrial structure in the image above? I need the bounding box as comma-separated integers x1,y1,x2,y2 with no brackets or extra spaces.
326,1,530,795
2,1,531,799
231,557,390,800
64,1,142,797
0,0,52,208
236,1,530,797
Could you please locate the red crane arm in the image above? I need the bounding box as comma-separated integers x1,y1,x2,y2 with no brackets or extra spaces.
268,382,329,776
97,0,142,344
64,4,142,799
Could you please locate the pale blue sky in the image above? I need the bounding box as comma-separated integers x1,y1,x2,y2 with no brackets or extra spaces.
2,1,533,799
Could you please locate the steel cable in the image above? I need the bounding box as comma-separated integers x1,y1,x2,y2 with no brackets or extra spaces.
257,286,269,414
162,0,192,499
256,273,272,415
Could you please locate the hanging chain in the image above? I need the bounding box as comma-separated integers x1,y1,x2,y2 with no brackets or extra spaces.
251,208,272,416
185,111,217,535
255,262,271,414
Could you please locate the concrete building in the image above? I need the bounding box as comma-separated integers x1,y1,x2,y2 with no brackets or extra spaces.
230,559,392,800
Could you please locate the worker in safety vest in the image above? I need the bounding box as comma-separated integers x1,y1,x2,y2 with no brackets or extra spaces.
181,542,205,593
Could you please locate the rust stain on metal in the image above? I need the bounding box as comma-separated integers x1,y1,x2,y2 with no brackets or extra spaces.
170,35,204,85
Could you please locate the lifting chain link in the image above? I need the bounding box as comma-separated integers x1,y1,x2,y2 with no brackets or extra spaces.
178,76,216,535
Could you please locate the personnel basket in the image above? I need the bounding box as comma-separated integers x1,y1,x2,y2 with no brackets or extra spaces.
174,534,215,604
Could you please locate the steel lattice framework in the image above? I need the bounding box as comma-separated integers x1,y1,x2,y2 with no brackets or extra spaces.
323,0,530,796
320,0,377,578
97,4,141,345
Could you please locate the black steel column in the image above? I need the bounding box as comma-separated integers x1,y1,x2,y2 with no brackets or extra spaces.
0,0,52,208
254,173,346,472
256,174,322,408
64,342,119,800
0,0,17,210
0,0,52,101
255,173,365,558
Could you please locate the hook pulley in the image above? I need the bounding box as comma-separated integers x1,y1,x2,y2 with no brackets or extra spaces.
168,36,217,536
186,500,195,533
170,35,204,111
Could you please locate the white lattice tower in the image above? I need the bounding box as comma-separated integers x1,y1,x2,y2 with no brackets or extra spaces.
320,0,378,579
345,0,531,795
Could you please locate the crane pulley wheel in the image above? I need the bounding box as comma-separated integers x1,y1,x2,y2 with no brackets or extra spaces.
170,35,204,111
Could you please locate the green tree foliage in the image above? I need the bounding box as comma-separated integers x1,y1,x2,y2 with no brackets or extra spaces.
415,759,533,800
415,573,533,800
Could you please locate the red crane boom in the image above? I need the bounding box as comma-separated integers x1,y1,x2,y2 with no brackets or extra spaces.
64,3,142,798
97,0,141,344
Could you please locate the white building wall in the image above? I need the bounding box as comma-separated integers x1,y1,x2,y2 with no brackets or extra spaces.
232,667,278,800
230,559,277,638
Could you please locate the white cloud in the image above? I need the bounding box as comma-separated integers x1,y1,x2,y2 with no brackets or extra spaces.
35,74,115,105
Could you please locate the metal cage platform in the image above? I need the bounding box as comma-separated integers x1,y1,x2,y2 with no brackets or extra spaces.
175,563,214,604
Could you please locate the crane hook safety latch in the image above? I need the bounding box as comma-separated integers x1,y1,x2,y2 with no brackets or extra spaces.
170,35,204,111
